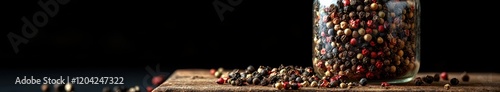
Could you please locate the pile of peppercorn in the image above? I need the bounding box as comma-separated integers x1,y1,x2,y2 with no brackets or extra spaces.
212,64,375,90
312,0,419,81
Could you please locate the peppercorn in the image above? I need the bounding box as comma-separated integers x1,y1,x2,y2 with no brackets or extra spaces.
340,82,347,88
450,78,459,85
290,82,300,90
462,72,470,82
235,78,244,86
214,71,222,78
440,72,449,80
275,82,284,90
301,81,309,87
414,77,423,86
216,77,225,84
348,82,355,88
358,28,366,36
381,82,390,87
364,5,370,12
261,78,269,86
389,65,396,73
356,53,364,60
423,75,434,84
352,31,360,38
359,78,368,86
433,73,440,82
364,34,372,42
370,3,377,11
345,28,352,36
310,81,318,87
444,84,450,90
377,37,384,44
340,21,348,29
357,5,363,11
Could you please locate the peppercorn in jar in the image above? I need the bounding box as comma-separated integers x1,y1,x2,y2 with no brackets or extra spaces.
312,0,420,84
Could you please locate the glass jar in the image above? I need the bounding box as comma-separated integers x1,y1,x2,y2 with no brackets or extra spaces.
312,0,420,84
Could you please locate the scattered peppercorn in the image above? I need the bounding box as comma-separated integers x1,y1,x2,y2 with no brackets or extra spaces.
423,75,434,84
380,82,390,87
441,72,449,80
450,78,459,86
444,84,450,90
462,71,470,82
414,77,423,86
216,78,225,84
359,78,368,86
433,73,440,82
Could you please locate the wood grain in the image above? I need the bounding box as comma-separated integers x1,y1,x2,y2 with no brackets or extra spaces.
153,69,500,92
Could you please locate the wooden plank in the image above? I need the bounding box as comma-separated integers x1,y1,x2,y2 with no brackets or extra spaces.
153,69,500,92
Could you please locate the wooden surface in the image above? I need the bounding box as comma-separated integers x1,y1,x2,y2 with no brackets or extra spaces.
153,69,500,92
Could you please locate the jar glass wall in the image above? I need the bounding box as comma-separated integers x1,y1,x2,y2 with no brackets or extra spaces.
312,0,420,84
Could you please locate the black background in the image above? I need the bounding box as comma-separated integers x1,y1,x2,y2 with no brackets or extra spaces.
0,0,497,91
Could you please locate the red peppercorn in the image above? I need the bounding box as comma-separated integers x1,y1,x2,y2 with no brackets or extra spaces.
370,41,376,46
405,30,410,36
375,60,383,69
146,86,154,92
321,80,329,87
321,48,326,55
210,68,217,75
377,51,384,58
366,72,375,79
381,82,390,87
350,19,359,29
316,61,324,68
367,20,373,28
371,0,377,3
216,77,225,84
283,81,290,89
350,38,357,46
441,72,449,80
366,28,373,34
378,25,384,32
370,51,377,58
356,65,365,73
344,0,350,6
362,49,370,56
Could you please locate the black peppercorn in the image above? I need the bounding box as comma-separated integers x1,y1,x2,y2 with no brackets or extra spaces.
261,78,269,86
296,77,303,83
359,78,368,86
433,73,440,82
253,78,261,85
450,78,459,86
414,77,423,86
235,78,244,86
246,65,255,74
290,82,300,90
356,5,362,11
462,72,470,82
423,75,434,84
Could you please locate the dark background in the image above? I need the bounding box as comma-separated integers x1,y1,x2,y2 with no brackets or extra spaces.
0,0,496,91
